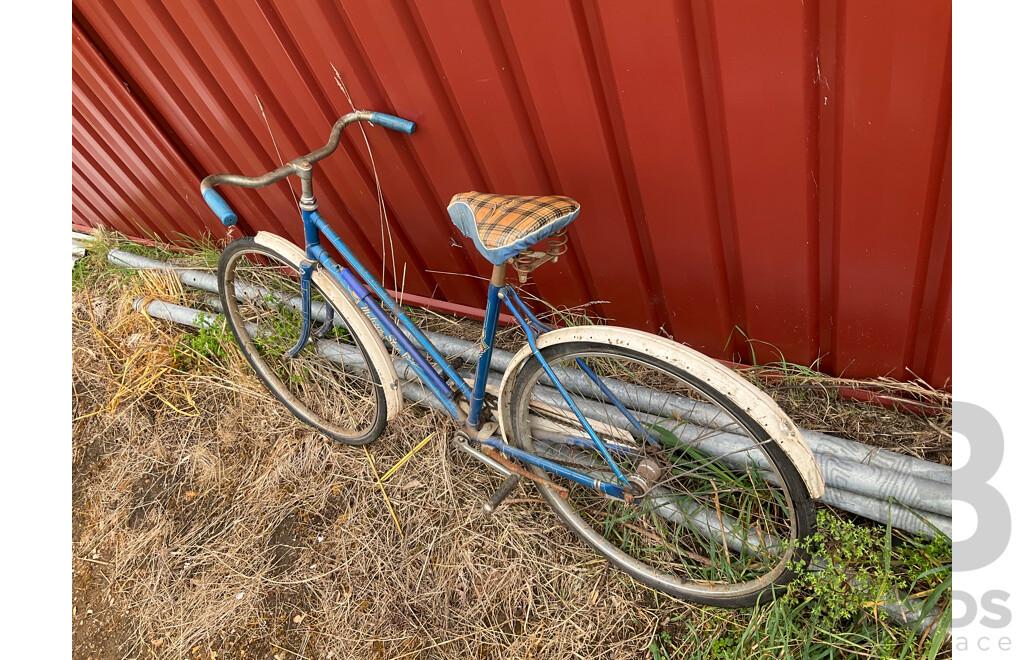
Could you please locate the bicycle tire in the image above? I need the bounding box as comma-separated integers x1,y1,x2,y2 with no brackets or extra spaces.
218,237,388,445
506,340,816,607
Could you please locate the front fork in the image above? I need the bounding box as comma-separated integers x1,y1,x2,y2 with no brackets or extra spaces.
286,260,335,357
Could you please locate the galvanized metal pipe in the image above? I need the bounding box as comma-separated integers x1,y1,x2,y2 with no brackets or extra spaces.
518,371,951,518
126,265,952,535
818,486,950,538
134,297,951,538
110,248,951,490
521,390,951,537
112,250,343,326
133,297,950,636
522,362,951,486
444,330,950,484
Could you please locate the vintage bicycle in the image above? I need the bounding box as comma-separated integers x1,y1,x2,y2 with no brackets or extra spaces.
200,110,824,607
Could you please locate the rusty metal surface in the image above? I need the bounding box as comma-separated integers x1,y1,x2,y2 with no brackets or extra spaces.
71,0,951,387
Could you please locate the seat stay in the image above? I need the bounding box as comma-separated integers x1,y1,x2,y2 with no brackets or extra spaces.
501,289,634,491
503,288,658,446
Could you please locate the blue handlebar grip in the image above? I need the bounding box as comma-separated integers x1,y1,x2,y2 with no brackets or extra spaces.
370,112,417,134
203,189,238,226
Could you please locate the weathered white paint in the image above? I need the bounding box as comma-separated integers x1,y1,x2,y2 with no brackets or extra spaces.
496,326,825,498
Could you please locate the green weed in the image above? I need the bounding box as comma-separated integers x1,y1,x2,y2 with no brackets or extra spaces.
648,509,951,659
171,232,225,270
782,510,904,629
72,244,107,292
72,229,214,295
170,312,232,370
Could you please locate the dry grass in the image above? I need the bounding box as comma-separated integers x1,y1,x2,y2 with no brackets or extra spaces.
742,368,952,467
72,267,691,659
72,241,951,659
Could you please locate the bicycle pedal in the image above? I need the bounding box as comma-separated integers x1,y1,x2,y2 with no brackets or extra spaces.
482,473,522,517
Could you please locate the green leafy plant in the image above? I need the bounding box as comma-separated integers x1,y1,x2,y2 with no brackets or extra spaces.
782,510,906,629
171,312,232,370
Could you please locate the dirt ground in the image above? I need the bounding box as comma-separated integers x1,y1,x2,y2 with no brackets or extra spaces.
71,256,951,659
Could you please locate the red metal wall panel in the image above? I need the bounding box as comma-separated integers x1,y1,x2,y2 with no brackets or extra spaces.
830,0,951,383
72,22,229,243
71,0,952,388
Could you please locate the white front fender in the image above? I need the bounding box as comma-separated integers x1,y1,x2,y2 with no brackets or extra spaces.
496,326,824,498
253,232,402,420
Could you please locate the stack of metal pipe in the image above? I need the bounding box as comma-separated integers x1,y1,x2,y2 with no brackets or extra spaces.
111,249,951,635
109,249,951,540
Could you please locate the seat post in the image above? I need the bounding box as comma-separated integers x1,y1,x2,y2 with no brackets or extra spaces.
490,262,507,288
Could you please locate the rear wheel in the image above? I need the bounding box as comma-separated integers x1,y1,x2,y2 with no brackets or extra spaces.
218,237,387,445
506,341,815,607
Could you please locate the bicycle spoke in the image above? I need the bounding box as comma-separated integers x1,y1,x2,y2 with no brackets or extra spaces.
221,244,385,440
510,345,806,600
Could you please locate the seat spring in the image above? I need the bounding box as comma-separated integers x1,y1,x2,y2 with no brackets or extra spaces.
510,228,569,283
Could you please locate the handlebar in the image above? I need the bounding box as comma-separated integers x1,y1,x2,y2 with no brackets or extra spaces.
200,110,416,226
202,189,237,226
368,111,416,134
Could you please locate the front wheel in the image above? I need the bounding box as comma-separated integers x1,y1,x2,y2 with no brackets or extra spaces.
218,237,388,445
506,340,816,607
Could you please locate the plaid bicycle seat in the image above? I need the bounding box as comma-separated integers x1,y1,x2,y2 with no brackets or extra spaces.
447,192,580,266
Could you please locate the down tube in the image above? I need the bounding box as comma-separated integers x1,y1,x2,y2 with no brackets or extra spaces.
306,244,460,418
305,210,472,399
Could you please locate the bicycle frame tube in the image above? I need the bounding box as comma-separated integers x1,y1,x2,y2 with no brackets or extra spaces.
500,291,632,489
300,210,462,417
304,210,473,401
466,280,503,428
315,247,457,410
297,208,637,500
503,288,656,446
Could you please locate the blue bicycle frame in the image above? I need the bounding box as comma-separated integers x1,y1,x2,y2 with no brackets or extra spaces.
297,207,651,501
200,110,657,502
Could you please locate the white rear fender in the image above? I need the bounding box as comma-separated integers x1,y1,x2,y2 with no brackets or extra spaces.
496,326,824,498
253,232,402,420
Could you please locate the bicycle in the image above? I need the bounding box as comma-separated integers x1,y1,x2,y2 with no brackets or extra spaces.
200,110,824,607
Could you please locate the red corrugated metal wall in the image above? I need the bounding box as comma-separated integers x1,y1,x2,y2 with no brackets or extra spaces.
71,0,951,388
